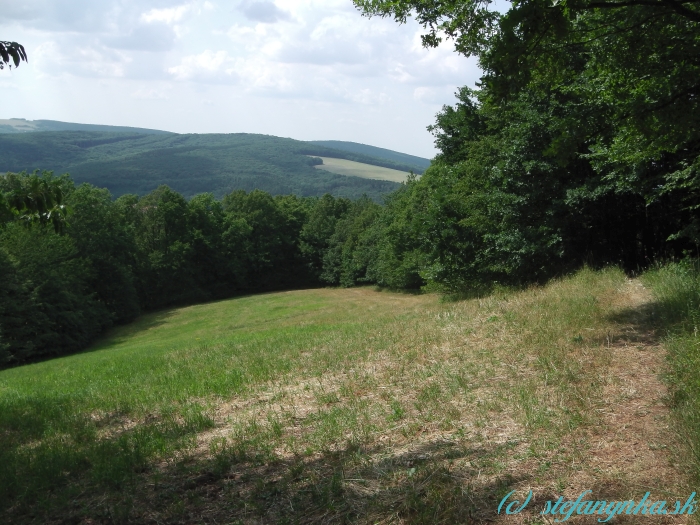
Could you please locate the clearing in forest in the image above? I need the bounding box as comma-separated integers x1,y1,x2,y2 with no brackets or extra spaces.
313,156,413,183
0,268,689,523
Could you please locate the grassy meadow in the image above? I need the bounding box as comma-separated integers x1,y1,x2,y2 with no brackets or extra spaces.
0,268,692,523
314,157,413,183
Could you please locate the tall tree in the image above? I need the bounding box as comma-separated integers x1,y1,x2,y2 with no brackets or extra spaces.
66,184,141,324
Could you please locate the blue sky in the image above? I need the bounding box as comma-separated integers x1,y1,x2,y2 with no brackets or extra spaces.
0,0,481,157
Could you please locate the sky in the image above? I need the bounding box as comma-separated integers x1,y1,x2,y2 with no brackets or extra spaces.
0,0,481,158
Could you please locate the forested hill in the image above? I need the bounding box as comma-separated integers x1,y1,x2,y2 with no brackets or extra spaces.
0,131,409,201
307,140,431,172
0,121,430,172
0,118,172,135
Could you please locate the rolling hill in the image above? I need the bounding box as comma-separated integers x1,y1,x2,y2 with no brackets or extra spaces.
0,120,431,174
0,118,172,135
0,131,413,201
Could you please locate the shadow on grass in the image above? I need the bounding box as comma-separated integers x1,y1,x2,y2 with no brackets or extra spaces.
1,283,328,372
25,432,659,525
6,436,548,524
601,290,700,347
373,285,424,296
0,394,216,508
599,300,663,347
86,309,177,352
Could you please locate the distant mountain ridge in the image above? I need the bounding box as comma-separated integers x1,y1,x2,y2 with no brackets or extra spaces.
0,131,403,201
0,119,432,201
0,118,172,135
0,119,431,174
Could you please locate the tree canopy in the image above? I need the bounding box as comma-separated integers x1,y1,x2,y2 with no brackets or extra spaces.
0,171,69,233
351,0,700,281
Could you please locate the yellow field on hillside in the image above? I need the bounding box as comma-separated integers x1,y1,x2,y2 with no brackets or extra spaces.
313,156,413,183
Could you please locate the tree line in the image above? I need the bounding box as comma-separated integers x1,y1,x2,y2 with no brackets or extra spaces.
348,0,700,284
0,171,396,365
2,148,693,368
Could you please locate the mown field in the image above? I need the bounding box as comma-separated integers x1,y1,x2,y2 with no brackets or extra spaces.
314,157,413,183
0,268,694,524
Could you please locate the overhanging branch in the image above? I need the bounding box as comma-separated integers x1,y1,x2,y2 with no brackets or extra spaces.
582,0,700,21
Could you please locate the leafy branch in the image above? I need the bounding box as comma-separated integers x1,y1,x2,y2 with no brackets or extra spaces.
0,41,27,70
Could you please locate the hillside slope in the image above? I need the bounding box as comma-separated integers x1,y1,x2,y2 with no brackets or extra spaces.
0,132,402,200
0,118,172,135
0,269,687,523
308,139,431,172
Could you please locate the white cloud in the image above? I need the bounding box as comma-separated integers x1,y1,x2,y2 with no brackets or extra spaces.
168,50,238,82
348,89,390,105
141,4,191,24
106,23,177,51
413,87,434,103
0,0,482,157
33,40,130,78
0,0,112,33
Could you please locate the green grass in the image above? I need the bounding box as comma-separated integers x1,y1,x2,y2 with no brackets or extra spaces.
0,269,690,523
643,261,700,485
0,288,426,516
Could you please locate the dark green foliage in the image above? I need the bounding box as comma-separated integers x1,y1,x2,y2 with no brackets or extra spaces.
0,247,32,363
321,196,383,287
0,172,379,365
300,194,351,279
427,87,484,165
4,0,700,363
66,185,140,324
369,177,427,290
222,189,310,291
0,170,69,233
0,132,401,201
187,193,231,298
351,0,700,291
0,223,109,364
131,185,202,309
